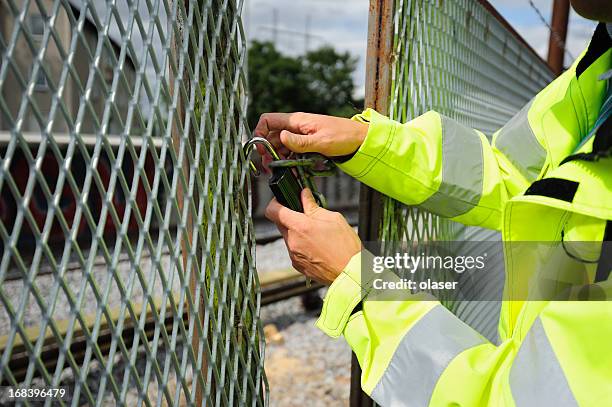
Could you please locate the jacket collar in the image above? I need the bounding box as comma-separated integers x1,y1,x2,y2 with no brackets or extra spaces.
576,23,612,78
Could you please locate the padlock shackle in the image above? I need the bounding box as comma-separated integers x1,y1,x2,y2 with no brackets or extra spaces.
243,137,281,176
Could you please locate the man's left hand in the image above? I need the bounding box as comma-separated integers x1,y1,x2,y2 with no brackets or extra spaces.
265,189,361,285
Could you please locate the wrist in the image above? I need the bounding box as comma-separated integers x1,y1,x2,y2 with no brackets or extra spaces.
354,121,369,145
331,121,368,162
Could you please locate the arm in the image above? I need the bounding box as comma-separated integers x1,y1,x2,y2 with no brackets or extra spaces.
316,252,612,407
253,106,544,232
335,48,606,231
336,108,535,231
255,57,594,231
259,35,610,406
263,176,610,407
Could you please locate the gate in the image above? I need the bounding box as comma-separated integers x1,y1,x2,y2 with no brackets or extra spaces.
0,0,267,405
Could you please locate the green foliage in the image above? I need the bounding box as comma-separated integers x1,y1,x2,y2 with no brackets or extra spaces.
303,47,360,117
247,41,362,129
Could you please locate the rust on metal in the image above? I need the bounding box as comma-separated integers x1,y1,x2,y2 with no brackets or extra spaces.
352,1,395,406
364,0,395,114
547,0,570,75
360,0,394,246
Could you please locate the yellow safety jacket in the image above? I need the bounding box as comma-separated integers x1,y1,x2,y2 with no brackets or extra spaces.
316,23,612,406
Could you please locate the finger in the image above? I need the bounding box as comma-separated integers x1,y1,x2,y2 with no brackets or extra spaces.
254,145,273,173
254,130,284,154
265,198,304,228
279,130,313,153
254,113,303,139
301,188,319,215
253,130,289,172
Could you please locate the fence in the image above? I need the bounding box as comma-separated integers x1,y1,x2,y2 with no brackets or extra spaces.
0,0,267,405
353,0,554,405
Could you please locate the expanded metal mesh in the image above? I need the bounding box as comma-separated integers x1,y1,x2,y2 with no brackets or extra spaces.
377,0,554,339
0,0,267,405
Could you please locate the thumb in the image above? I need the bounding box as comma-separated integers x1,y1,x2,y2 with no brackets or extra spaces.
301,188,319,214
280,130,312,153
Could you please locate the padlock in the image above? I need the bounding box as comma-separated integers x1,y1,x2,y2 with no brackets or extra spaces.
243,137,304,212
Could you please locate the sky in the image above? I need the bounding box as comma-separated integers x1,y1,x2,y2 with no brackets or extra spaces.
243,0,598,98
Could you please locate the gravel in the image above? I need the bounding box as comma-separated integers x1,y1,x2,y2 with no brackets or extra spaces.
257,239,352,406
0,250,174,337
0,341,194,406
0,237,292,336
256,239,292,273
261,293,352,407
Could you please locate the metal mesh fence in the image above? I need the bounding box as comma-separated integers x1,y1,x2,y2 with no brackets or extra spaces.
0,0,267,405
378,0,554,337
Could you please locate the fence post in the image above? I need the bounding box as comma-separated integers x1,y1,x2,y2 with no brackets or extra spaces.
547,0,570,75
351,1,394,406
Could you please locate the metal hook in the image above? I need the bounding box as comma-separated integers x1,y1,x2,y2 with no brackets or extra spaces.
243,137,281,176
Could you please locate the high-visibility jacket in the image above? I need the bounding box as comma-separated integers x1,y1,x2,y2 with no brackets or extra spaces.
316,23,612,406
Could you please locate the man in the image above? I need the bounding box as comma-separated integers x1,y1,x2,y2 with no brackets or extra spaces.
255,1,612,405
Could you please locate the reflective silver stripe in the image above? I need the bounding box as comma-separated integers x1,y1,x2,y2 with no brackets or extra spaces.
510,318,578,407
371,305,485,407
420,115,484,218
494,100,546,182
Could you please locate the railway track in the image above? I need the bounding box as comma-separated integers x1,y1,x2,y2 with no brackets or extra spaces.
0,271,321,384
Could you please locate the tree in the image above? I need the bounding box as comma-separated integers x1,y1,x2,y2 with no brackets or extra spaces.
302,46,359,118
247,41,362,129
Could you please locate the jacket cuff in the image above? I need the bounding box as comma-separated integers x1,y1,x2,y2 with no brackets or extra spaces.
337,109,397,178
316,251,376,338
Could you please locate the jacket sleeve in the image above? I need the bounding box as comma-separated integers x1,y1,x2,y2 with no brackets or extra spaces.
316,252,612,407
338,108,533,231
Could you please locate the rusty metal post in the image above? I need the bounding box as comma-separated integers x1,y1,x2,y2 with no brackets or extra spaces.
351,1,395,406
547,0,570,76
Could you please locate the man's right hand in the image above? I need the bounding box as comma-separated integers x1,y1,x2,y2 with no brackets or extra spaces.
253,112,369,165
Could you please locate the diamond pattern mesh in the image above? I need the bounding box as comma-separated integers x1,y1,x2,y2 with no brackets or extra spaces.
0,0,267,405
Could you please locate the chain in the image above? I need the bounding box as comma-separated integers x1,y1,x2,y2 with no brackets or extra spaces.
527,0,575,61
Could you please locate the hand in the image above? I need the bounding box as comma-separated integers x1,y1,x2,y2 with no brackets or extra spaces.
265,188,361,285
254,112,368,168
